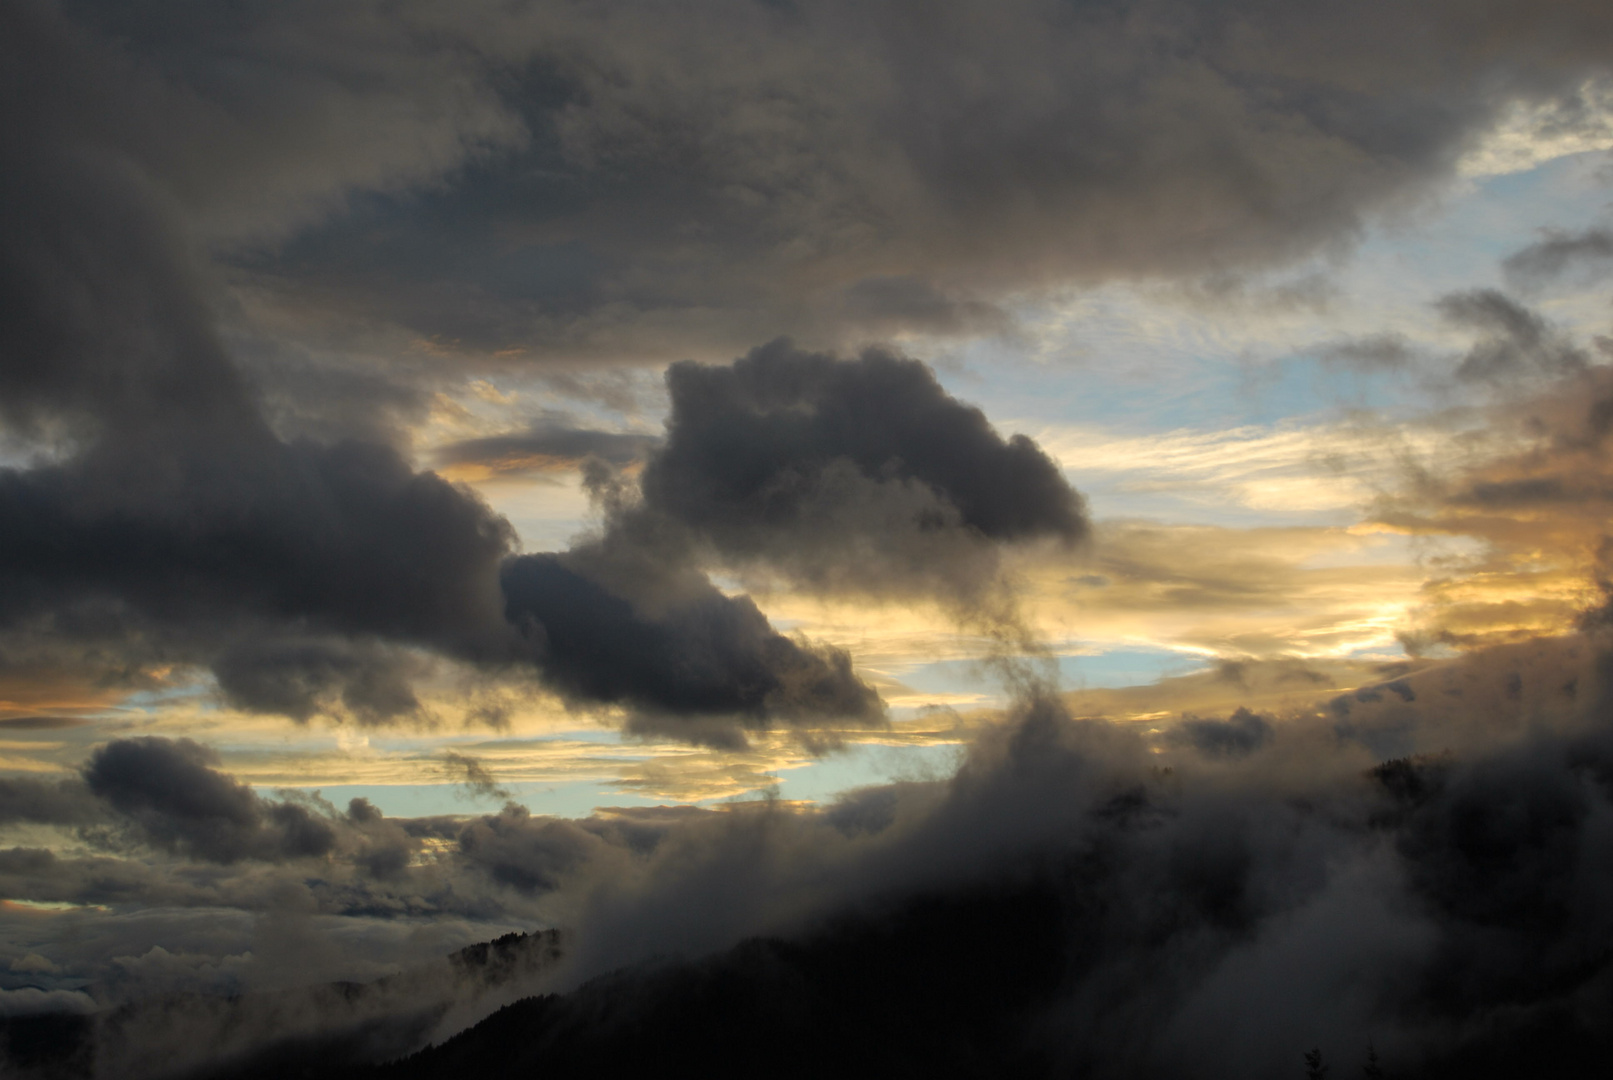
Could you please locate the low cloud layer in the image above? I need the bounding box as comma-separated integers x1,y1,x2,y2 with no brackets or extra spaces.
5,633,1613,1077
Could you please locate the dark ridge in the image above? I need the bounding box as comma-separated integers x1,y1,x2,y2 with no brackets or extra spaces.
371,884,1066,1080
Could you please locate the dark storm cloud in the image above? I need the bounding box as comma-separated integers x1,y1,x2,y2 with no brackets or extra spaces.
0,435,519,721
644,340,1085,547
482,339,1088,736
611,339,1088,617
83,738,335,863
10,0,1605,364
212,639,426,724
1503,227,1613,289
265,0,1613,359
0,1,529,723
9,1,1049,737
501,551,881,742
0,777,102,827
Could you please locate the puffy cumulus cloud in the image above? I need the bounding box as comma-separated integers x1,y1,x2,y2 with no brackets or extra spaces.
641,340,1086,587
83,738,336,863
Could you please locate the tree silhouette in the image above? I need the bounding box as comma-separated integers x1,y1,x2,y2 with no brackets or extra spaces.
1305,1047,1329,1080
1362,1042,1385,1079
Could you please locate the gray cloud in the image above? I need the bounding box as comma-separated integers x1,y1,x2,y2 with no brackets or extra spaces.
1316,333,1420,371
1437,289,1590,384
1503,227,1613,290
1169,706,1275,757
501,550,881,744
6,0,1078,741
82,738,335,864
644,340,1086,551
212,639,428,724
8,0,1608,371
0,4,526,724
626,339,1087,621
0,777,103,828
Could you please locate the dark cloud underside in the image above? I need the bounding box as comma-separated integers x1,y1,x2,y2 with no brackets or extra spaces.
4,0,1604,365
501,553,880,738
643,340,1086,546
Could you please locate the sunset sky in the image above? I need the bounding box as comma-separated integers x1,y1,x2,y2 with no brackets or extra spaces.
6,3,1613,1071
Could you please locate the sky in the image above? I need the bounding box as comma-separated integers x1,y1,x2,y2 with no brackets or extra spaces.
6,2,1613,1076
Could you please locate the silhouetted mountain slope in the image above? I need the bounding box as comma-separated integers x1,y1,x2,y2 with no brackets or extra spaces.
367,883,1062,1080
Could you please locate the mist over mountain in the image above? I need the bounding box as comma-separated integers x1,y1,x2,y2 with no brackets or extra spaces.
7,637,1613,1078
